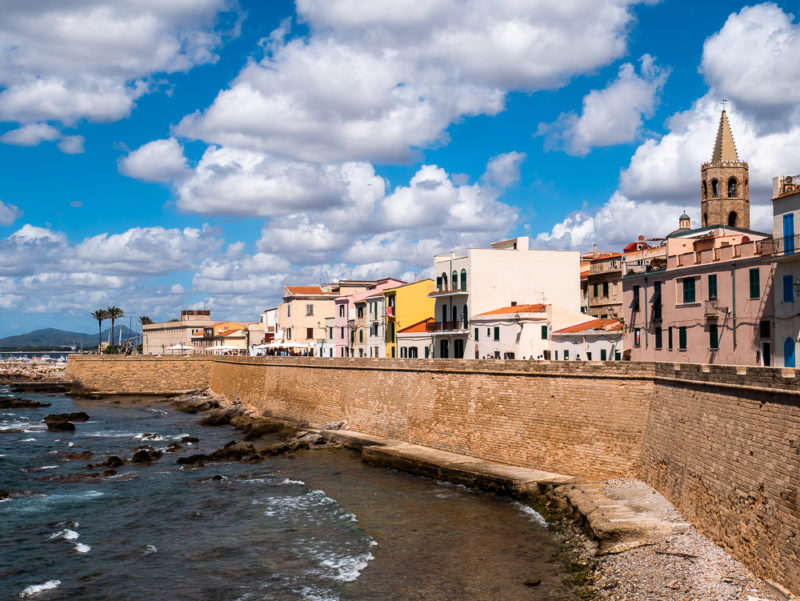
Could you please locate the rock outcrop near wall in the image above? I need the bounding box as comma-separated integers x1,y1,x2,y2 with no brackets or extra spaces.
64,355,800,594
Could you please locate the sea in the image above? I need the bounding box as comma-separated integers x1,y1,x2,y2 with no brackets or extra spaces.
0,385,582,601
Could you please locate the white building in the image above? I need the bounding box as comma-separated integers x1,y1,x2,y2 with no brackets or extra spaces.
428,236,581,358
397,318,433,358
551,318,624,361
470,303,592,360
366,293,386,358
768,174,800,366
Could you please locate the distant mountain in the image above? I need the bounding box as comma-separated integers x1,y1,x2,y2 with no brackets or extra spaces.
0,326,137,350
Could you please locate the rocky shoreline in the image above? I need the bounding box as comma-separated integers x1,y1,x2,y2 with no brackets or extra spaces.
0,361,67,382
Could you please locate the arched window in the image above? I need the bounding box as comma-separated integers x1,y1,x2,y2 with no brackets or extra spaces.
703,212,708,227
728,177,737,197
441,272,448,289
452,305,458,323
463,304,468,328
702,181,708,199
359,330,363,343
452,270,458,291
711,179,719,198
728,211,738,227
460,269,467,291
441,304,448,323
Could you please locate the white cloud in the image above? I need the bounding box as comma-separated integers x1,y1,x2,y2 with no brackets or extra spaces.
0,1,233,127
119,138,189,182
482,151,526,188
0,123,60,145
702,3,800,118
177,0,648,163
57,135,85,154
538,55,669,156
0,200,22,226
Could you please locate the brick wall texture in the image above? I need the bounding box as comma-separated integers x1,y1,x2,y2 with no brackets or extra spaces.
65,356,800,594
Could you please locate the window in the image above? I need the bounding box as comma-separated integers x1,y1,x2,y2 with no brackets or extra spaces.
634,328,641,347
339,305,345,318
711,179,719,198
436,276,442,290
487,328,491,337
390,323,395,343
409,347,418,358
474,328,479,341
600,349,607,361
614,351,621,361
441,305,448,323
328,327,333,339
452,270,458,290
603,282,609,297
541,325,548,339
593,283,599,297
760,320,771,338
452,305,458,323
441,272,448,289
460,269,467,292
783,213,795,254
493,327,500,341
728,177,737,197
359,330,363,343
682,278,696,303
306,327,313,340
287,328,292,340
400,347,407,358
357,306,363,318
784,275,794,303
563,350,569,360
728,211,738,227
631,285,640,311
655,327,662,349
555,351,559,360
749,268,760,299
340,327,344,338
668,326,673,350
306,304,314,316
651,282,662,320
703,180,708,198
708,274,718,300
679,326,687,351
287,304,291,317
709,324,719,350
425,347,430,358
463,304,468,328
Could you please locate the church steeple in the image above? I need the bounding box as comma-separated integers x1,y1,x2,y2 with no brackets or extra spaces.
700,107,750,229
711,109,740,163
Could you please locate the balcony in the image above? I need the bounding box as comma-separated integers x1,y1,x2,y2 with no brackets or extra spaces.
426,320,469,334
589,260,622,275
758,235,800,259
428,286,468,297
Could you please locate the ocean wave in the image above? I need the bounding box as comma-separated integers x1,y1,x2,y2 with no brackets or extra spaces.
74,543,90,554
296,586,337,601
513,501,548,527
145,544,157,555
49,529,79,541
16,490,104,513
20,438,36,442
318,550,374,582
147,408,169,416
134,433,164,441
18,580,61,598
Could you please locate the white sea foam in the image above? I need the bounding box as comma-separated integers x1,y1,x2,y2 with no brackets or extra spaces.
134,433,164,441
318,551,374,582
20,438,36,442
18,580,61,598
147,408,168,416
50,529,79,541
67,442,74,447
297,587,337,601
145,544,157,555
277,478,304,486
514,501,548,527
74,543,90,553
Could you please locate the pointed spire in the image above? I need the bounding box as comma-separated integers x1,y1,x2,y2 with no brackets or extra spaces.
711,109,739,163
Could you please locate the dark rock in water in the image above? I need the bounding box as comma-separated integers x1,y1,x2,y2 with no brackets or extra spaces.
230,415,299,440
137,432,160,441
0,489,35,500
65,451,93,461
131,448,163,463
103,469,118,477
197,406,243,427
41,472,102,483
181,436,199,443
45,419,75,432
209,440,262,462
165,442,182,452
196,475,227,483
171,391,222,414
101,455,125,468
10,381,70,393
0,428,25,434
0,396,52,409
177,454,211,465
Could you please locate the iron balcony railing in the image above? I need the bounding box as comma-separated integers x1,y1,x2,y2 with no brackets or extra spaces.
426,320,469,333
758,234,800,257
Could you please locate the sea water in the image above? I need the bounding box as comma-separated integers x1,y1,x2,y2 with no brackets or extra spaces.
0,387,579,600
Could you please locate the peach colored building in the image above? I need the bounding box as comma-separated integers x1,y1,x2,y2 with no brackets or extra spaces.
333,278,405,358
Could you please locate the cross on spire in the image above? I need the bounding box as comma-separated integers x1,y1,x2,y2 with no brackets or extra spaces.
721,98,728,111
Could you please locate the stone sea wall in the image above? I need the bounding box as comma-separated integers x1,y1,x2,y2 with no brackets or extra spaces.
64,355,800,593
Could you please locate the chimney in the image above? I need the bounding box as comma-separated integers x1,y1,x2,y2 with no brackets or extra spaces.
593,243,598,258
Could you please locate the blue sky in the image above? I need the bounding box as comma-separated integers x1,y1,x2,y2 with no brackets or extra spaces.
2,0,800,337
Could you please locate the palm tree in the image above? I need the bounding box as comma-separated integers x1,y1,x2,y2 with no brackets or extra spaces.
139,316,153,326
106,306,124,347
91,309,110,353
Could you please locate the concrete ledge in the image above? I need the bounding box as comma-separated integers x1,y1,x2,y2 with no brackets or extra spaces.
322,429,683,555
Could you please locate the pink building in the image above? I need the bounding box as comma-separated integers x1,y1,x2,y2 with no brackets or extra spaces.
334,278,405,357
622,232,774,365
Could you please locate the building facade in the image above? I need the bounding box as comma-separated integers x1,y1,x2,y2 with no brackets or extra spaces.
428,236,580,358
334,278,404,358
384,279,435,358
397,318,433,358
551,318,624,361
366,293,386,358
143,309,214,355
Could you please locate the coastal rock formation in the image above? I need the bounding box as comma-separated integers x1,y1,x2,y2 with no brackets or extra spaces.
43,412,89,432
131,448,163,463
0,396,52,409
0,363,67,382
171,390,223,414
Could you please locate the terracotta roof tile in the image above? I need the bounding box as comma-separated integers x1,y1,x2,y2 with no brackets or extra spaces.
285,285,324,295
398,318,434,333
553,318,623,334
476,304,546,316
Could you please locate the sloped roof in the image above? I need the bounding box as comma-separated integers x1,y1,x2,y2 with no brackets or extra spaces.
711,110,739,163
398,318,434,333
336,278,406,303
285,285,324,295
476,304,546,316
553,318,623,334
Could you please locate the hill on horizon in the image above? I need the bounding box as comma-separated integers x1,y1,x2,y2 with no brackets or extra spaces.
0,326,137,350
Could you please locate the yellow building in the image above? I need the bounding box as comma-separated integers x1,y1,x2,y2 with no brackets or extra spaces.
383,279,434,358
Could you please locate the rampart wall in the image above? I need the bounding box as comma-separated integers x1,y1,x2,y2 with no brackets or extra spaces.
65,355,800,593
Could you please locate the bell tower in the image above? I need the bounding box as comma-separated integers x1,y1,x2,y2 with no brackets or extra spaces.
700,107,750,229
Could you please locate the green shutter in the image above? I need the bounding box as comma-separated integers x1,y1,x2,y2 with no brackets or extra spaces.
474,328,479,341
668,327,673,350
600,349,607,361
708,274,717,300
683,278,696,303
493,327,499,341
655,328,662,349
679,326,687,350
709,324,718,349
749,268,760,299
541,325,548,339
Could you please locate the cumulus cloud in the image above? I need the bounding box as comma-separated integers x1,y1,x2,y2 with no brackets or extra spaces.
57,135,85,154
0,200,22,226
702,3,800,120
482,151,526,188
119,138,189,182
0,123,60,145
176,0,648,163
538,55,669,156
0,1,234,127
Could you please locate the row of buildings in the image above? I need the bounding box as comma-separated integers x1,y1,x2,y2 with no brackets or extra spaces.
144,109,800,367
